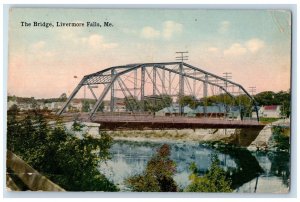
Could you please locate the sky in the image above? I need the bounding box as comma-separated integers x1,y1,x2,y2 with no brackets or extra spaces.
8,8,291,98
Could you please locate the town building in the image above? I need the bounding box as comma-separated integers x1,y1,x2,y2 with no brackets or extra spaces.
258,105,282,118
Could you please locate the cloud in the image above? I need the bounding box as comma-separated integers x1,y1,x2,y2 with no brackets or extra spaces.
207,47,219,53
245,38,265,53
81,34,118,49
140,26,160,39
31,41,46,50
55,28,118,50
223,43,247,56
218,21,230,33
140,20,183,40
223,38,266,56
162,21,183,39
29,41,55,57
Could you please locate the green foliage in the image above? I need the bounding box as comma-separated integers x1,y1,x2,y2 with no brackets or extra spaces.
71,119,85,131
202,94,234,106
7,110,118,191
59,93,67,102
254,90,290,117
124,94,173,112
125,144,178,192
144,94,173,112
8,104,19,115
124,96,141,111
185,154,232,192
82,100,90,112
259,117,280,124
178,95,199,109
272,126,290,152
254,91,276,105
97,102,104,112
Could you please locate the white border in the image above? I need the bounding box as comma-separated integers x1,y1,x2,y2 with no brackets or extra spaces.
1,1,298,200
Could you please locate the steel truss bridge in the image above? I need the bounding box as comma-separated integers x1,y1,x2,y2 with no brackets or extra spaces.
58,62,262,130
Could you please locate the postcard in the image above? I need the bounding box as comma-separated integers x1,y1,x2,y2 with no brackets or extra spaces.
6,8,291,193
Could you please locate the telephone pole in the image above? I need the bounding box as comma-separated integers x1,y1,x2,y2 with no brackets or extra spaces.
249,86,256,96
176,51,188,115
223,72,232,91
175,51,189,62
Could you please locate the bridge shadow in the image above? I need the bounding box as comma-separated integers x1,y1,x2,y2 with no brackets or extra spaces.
213,145,264,190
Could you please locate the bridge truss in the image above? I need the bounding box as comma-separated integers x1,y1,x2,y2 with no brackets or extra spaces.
57,62,259,121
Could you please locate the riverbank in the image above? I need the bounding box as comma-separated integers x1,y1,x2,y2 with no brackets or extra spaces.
108,128,237,144
74,118,290,150
106,118,290,150
247,118,290,151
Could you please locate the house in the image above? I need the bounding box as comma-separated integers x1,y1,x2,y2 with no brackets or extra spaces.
45,102,65,111
155,104,194,116
194,105,227,118
258,105,281,118
103,98,127,112
70,100,83,111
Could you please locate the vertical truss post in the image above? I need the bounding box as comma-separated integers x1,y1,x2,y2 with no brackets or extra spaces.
203,74,208,117
193,70,196,97
141,66,145,112
162,66,165,94
238,87,243,120
110,68,115,113
134,69,137,98
153,66,156,95
169,71,171,95
179,63,184,115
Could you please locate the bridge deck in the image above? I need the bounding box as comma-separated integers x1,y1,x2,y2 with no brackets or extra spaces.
62,113,265,130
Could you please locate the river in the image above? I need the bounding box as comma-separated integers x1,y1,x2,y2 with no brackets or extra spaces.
99,140,290,193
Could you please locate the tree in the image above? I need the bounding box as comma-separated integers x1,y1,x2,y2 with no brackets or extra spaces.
254,90,291,117
124,96,140,112
82,100,90,112
178,95,199,109
254,91,276,106
144,94,173,112
185,154,232,192
97,102,105,112
7,110,118,191
125,144,178,192
59,93,67,102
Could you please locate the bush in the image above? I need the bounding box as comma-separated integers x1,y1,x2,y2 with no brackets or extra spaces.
185,154,232,192
272,126,290,152
125,144,178,192
7,110,118,191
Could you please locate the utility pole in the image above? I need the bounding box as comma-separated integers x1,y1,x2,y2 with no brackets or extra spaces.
223,72,232,91
175,51,189,62
175,51,188,115
249,86,256,96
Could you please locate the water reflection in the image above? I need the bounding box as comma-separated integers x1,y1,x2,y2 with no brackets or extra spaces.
99,140,290,193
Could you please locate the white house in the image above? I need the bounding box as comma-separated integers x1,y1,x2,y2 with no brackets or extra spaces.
45,102,65,111
258,105,282,118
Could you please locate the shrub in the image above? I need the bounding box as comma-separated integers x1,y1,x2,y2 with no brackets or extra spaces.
185,154,232,192
7,110,118,191
125,144,178,192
